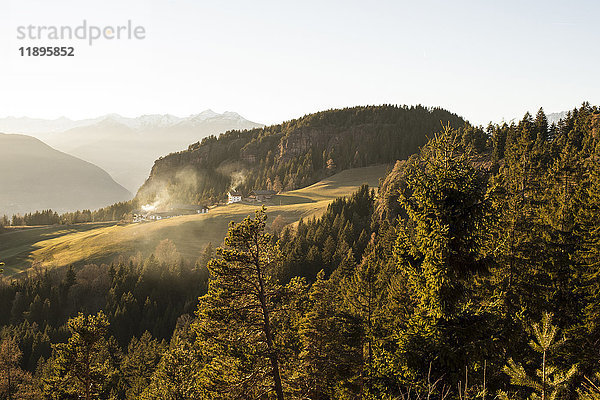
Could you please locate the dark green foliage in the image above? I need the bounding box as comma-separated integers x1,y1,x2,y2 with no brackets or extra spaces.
138,105,465,205
4,200,138,226
0,336,40,399
142,316,203,399
279,184,375,282
193,209,295,399
499,313,577,400
41,311,119,400
121,332,166,399
2,104,600,399
0,242,208,373
296,270,363,398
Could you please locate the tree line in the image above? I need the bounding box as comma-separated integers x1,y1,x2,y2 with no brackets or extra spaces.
1,104,600,399
0,201,137,227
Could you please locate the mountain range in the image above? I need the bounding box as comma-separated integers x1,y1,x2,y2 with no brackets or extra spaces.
0,111,264,192
0,133,131,216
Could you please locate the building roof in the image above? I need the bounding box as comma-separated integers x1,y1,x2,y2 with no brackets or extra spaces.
228,191,243,196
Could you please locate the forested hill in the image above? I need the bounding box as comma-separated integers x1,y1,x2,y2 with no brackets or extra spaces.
136,105,466,205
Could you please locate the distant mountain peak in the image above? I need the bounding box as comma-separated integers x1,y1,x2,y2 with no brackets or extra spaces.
547,111,569,125
0,110,261,134
222,111,243,119
188,109,220,121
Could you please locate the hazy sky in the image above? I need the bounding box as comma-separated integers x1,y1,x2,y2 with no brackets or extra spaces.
1,0,598,126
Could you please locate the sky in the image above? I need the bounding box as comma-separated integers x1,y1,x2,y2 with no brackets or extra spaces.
0,0,598,126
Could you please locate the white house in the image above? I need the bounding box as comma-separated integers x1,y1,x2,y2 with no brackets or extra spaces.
228,191,243,204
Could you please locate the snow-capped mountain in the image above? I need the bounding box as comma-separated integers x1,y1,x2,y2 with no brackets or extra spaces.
0,110,260,135
0,110,264,192
546,111,569,125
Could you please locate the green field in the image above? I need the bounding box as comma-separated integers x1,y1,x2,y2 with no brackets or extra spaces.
0,165,389,276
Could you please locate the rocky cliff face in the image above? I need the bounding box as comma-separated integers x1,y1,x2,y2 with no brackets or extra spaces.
278,127,333,161
138,105,466,203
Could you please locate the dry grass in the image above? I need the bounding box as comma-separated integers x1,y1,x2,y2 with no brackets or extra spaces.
0,165,389,275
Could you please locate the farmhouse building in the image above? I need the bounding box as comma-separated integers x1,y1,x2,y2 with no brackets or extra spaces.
228,191,243,204
249,190,277,202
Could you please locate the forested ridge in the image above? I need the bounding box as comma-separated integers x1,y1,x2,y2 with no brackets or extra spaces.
136,105,465,205
0,105,464,225
1,104,600,399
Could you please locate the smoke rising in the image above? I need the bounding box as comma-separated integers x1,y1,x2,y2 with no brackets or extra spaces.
137,166,200,211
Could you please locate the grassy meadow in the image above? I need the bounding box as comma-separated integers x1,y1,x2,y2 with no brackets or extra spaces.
0,165,389,275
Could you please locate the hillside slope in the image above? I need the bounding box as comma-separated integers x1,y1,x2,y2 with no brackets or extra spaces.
137,105,465,207
40,111,264,191
0,165,388,275
0,133,132,215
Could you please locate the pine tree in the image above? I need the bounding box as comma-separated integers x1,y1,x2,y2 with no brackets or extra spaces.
143,316,203,400
391,124,491,386
577,138,600,369
394,125,488,318
197,242,214,270
193,208,288,399
499,313,577,400
343,243,386,385
122,331,166,399
488,111,550,320
297,270,362,399
42,311,119,400
0,337,36,400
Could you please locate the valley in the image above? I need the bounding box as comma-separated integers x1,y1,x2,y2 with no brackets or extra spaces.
0,165,388,276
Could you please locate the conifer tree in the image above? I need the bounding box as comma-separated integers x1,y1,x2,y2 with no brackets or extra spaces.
489,111,549,319
577,138,600,369
499,313,577,400
122,331,166,399
193,208,287,400
391,124,491,385
0,337,38,400
344,243,386,381
143,316,203,400
394,125,488,318
297,270,362,399
42,311,119,400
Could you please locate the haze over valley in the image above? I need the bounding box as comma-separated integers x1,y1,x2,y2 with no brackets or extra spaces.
0,110,263,193
2,1,599,398
0,133,131,215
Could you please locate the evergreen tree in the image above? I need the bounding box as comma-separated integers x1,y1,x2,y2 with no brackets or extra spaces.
193,208,287,400
499,313,577,400
343,241,386,388
297,270,362,398
143,316,203,400
391,125,491,386
0,337,39,400
121,331,166,400
42,311,119,400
